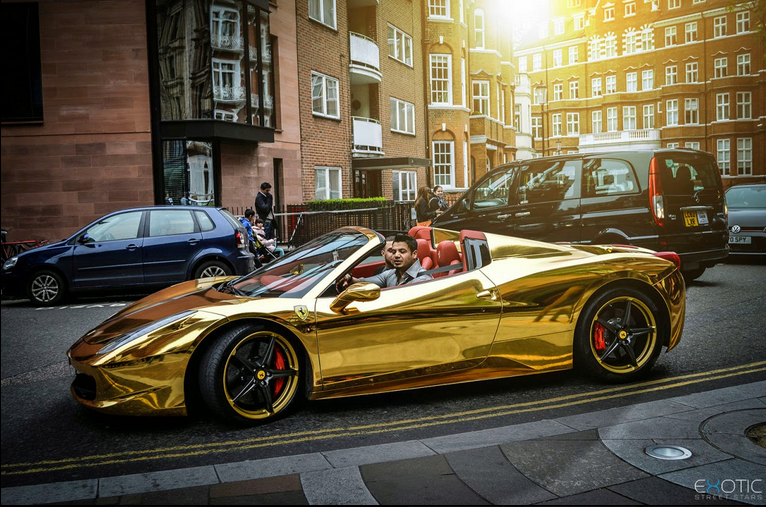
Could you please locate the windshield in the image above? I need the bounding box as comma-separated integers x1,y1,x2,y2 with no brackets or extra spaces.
726,185,766,208
223,229,375,298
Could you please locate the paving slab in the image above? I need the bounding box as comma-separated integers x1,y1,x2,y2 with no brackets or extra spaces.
601,437,732,475
0,479,98,505
608,476,747,505
700,409,766,466
300,466,378,505
421,419,574,454
98,466,219,498
214,453,331,482
554,399,693,431
322,439,436,468
660,458,766,506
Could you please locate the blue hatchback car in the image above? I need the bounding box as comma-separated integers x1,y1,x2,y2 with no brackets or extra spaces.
1,206,255,306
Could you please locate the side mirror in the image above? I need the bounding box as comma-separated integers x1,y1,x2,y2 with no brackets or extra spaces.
461,199,470,212
330,282,380,315
78,233,93,244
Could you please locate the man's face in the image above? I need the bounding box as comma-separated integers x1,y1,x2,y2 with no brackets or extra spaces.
381,240,394,268
388,241,416,271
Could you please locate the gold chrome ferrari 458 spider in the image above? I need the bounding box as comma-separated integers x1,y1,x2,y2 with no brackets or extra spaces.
68,226,685,424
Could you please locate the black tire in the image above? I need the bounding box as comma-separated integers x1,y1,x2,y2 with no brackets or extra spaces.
27,269,67,307
574,286,663,383
198,324,303,424
194,260,231,279
682,267,706,282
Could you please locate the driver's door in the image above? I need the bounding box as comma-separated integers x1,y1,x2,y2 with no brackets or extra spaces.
313,270,502,394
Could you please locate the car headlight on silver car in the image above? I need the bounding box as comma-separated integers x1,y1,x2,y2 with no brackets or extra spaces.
97,310,196,355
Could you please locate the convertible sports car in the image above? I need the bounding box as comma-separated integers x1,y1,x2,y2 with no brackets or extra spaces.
68,226,685,424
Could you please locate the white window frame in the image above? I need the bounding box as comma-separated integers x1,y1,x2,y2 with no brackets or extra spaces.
625,2,636,16
592,110,602,134
430,54,453,105
716,93,729,121
623,106,637,130
685,98,699,124
315,166,342,200
553,49,563,67
604,7,615,21
532,116,542,138
311,71,339,119
717,139,730,175
472,80,490,114
554,18,565,35
390,97,415,135
606,75,617,94
643,104,655,129
518,56,527,74
737,138,752,175
474,9,485,48
429,0,450,18
736,11,750,33
685,141,700,149
665,26,677,46
737,53,750,75
567,112,579,135
592,77,602,97
552,113,562,136
714,16,727,38
626,72,637,92
432,141,455,188
569,80,579,99
309,0,337,30
388,25,413,66
666,99,679,125
737,91,751,119
393,170,417,201
686,62,698,83
668,0,680,8
714,57,727,78
625,31,638,54
642,69,654,90
665,65,678,85
569,46,578,64
685,21,698,42
553,83,563,101
574,14,585,31
533,53,542,71
607,107,618,132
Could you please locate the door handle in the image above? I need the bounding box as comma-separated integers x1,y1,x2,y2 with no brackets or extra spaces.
515,211,531,217
496,214,512,220
188,238,199,245
126,244,139,251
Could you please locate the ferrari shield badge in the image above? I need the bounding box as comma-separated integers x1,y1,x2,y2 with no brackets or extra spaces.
294,305,309,321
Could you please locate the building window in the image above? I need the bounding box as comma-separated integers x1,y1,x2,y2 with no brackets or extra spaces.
714,16,727,38
714,57,727,78
643,104,655,129
717,139,730,175
665,26,677,46
534,87,546,105
641,27,655,51
432,141,455,187
309,0,337,29
623,106,637,130
552,113,562,136
461,58,467,106
625,31,638,54
605,35,617,57
388,25,413,66
665,65,678,85
474,9,485,48
2,3,44,123
626,72,637,92
716,93,730,120
532,116,542,138
668,0,680,8
604,7,615,21
737,91,751,119
569,80,579,99
642,69,654,90
667,142,680,149
553,49,563,67
685,22,698,43
567,112,579,135
554,19,565,35
685,98,699,124
533,53,542,71
736,11,750,33
606,75,617,94
625,2,636,16
685,142,700,149
429,0,450,18
607,107,618,131
574,14,585,30
666,99,679,125
737,53,750,75
569,46,579,63
737,138,752,175
212,59,241,101
211,7,240,51
311,72,339,118
592,77,602,97
553,83,563,101
592,110,602,133
430,54,452,104
390,98,415,134
393,171,417,200
315,166,342,200
472,80,489,114
568,0,581,7
686,62,698,83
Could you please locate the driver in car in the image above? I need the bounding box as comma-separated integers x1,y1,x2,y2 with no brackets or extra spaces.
339,234,432,289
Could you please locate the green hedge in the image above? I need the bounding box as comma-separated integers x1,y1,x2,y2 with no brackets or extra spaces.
306,197,388,210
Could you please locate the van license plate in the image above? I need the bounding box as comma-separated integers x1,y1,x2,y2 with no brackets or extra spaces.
729,235,751,244
683,210,708,227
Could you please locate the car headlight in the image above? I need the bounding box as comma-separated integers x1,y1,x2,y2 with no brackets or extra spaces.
3,257,18,270
98,310,196,355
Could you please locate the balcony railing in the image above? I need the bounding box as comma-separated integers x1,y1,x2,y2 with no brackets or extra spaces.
213,85,246,102
578,129,661,152
211,34,244,51
352,116,384,156
349,32,382,84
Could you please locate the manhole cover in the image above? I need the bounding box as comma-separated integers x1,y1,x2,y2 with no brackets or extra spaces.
746,423,765,449
645,445,692,460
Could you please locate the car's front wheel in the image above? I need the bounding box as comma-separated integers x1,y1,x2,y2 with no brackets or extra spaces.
194,260,231,279
27,270,67,307
574,286,663,383
198,324,303,424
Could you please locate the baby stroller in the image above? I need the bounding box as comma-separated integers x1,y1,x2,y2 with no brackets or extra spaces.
253,236,280,264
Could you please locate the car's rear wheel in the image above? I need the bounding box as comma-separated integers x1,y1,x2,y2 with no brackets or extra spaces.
194,260,231,279
27,270,67,307
574,287,663,383
198,324,303,424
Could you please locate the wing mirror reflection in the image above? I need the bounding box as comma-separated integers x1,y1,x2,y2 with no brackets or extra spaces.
78,233,94,244
330,282,380,315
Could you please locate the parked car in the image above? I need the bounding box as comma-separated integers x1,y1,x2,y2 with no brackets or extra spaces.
1,206,255,306
725,183,766,256
433,149,728,281
67,225,684,425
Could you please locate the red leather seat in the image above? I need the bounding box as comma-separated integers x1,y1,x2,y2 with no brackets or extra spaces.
435,240,462,277
416,239,435,270
409,226,432,241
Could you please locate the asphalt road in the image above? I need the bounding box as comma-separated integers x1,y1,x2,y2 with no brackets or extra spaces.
1,257,764,489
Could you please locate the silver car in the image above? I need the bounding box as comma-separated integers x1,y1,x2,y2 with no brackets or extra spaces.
726,183,766,256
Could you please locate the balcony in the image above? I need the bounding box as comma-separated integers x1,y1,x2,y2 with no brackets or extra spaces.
352,116,384,156
349,32,382,85
578,129,661,153
213,85,246,103
211,34,244,52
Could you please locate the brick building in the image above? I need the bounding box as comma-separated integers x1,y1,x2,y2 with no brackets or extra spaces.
515,0,765,187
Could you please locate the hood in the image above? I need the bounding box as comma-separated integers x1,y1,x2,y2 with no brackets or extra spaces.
727,208,766,229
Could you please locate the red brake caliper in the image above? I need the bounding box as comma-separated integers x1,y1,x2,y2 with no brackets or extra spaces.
272,348,286,395
594,322,606,353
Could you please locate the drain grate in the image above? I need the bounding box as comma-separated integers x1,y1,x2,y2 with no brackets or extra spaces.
645,445,692,460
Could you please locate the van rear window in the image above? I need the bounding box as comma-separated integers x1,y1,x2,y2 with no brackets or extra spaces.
660,156,719,195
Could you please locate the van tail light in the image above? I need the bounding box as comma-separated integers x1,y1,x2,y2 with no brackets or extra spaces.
235,230,247,250
648,157,665,227
654,251,681,270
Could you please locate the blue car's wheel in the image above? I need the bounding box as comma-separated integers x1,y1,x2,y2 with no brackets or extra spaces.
27,269,67,307
198,324,303,424
194,260,231,279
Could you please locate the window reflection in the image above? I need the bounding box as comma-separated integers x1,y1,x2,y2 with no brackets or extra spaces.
162,140,215,206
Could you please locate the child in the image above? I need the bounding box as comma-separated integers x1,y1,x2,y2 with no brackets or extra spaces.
252,218,285,258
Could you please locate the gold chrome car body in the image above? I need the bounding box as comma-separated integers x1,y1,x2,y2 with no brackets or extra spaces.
68,226,685,419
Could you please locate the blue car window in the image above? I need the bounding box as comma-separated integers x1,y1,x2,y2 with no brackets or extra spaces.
194,210,215,231
149,210,195,237
87,211,142,241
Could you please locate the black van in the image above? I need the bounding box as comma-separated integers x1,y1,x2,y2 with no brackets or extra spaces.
432,149,728,280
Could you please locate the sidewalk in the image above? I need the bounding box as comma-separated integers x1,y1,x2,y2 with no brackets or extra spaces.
3,381,765,505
